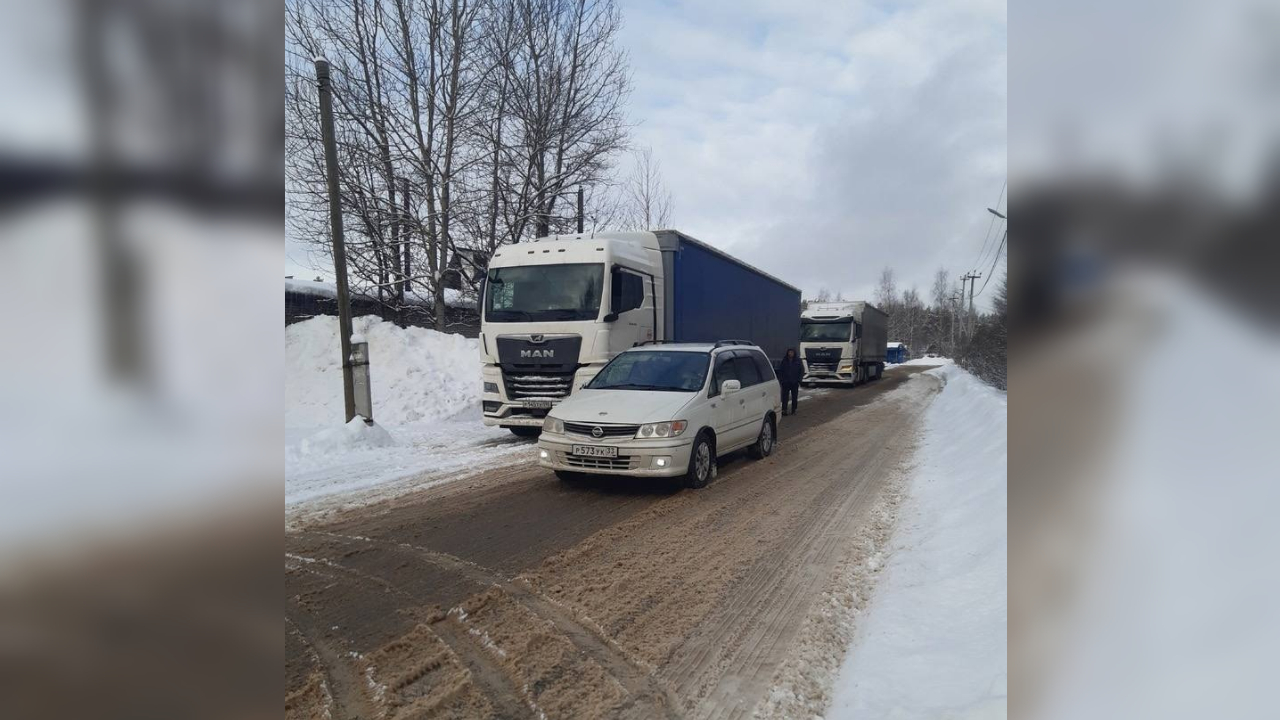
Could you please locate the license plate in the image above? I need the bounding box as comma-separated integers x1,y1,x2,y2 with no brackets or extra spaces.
571,445,618,458
523,400,554,409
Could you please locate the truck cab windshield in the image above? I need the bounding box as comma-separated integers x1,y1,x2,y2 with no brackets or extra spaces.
801,321,852,342
586,351,710,392
485,263,604,322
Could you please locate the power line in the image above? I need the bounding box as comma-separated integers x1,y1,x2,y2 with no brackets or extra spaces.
969,181,1006,274
973,229,1006,298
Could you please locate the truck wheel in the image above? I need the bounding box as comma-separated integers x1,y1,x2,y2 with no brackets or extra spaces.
747,415,776,459
508,426,540,438
683,433,716,489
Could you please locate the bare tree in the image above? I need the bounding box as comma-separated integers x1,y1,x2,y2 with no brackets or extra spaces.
931,267,950,309
876,266,897,309
621,146,673,230
286,0,635,329
502,0,631,239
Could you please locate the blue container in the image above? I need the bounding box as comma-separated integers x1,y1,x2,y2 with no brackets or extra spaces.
655,231,801,365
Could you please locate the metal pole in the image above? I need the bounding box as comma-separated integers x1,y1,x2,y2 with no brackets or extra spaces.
401,176,412,293
576,186,584,233
316,57,357,423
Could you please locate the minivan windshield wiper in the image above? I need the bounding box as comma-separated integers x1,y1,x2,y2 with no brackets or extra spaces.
598,383,685,391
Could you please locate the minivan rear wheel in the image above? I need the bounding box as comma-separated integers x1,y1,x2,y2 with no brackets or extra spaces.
683,433,716,489
748,415,775,459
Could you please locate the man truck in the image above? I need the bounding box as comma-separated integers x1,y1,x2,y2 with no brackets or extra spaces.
799,301,888,386
480,230,801,435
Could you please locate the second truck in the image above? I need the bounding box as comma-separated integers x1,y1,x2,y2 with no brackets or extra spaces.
799,301,888,386
480,230,801,435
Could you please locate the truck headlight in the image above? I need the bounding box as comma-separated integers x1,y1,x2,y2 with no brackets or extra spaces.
636,420,687,438
483,381,499,394
839,361,853,370
543,416,564,434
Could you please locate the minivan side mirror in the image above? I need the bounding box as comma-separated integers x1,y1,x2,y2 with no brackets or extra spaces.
721,379,742,395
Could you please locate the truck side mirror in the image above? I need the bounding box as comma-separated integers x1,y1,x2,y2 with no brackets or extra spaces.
721,379,741,395
603,312,619,322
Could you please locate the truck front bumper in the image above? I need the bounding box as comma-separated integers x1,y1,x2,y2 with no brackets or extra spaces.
482,364,603,428
803,371,855,385
536,434,694,478
482,402,548,427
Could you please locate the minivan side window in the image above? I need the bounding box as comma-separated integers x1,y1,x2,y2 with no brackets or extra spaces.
709,354,739,396
732,354,762,387
749,350,776,382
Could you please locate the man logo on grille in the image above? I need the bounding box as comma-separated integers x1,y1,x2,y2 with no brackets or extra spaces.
591,426,604,438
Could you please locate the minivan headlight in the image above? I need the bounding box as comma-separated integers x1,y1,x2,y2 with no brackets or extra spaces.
543,416,564,434
636,420,687,438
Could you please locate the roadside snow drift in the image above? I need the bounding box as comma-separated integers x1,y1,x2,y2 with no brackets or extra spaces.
287,315,482,427
829,363,1007,719
286,316,529,510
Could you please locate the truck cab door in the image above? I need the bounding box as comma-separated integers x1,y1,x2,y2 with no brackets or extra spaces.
608,266,656,351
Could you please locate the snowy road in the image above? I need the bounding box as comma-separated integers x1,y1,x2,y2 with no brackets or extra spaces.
285,365,948,720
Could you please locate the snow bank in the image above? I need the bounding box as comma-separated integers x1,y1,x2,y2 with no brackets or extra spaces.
829,364,1007,719
296,417,397,458
287,315,481,428
286,316,529,511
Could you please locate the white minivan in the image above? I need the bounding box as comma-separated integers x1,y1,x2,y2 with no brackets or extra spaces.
537,341,782,488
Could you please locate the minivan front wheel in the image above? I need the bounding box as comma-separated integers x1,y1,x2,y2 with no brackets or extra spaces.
748,415,775,459
684,433,716,489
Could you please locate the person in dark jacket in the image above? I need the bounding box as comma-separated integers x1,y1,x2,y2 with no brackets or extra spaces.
777,348,803,415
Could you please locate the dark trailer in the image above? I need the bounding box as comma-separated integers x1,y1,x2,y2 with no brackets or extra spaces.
654,230,801,365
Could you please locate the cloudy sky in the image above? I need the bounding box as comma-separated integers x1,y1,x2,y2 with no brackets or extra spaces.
622,0,1007,308
286,0,1008,309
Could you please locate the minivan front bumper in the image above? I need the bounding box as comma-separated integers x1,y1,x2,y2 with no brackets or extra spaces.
537,433,694,478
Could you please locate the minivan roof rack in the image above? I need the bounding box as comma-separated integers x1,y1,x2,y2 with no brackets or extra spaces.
635,340,671,346
713,339,754,348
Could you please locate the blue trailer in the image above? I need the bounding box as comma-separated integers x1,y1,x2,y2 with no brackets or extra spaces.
655,230,801,365
886,342,909,364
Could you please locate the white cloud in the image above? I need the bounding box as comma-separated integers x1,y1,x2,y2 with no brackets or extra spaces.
622,0,1007,307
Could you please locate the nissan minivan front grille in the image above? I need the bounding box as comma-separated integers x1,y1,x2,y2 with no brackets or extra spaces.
564,422,640,438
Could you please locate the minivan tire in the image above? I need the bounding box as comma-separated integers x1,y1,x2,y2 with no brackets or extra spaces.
683,433,716,489
748,415,776,460
509,427,540,438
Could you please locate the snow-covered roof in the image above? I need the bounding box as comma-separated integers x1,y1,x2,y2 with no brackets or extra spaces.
286,278,475,309
887,342,906,349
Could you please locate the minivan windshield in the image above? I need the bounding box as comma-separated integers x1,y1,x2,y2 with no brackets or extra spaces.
586,351,710,392
485,264,604,322
801,321,852,342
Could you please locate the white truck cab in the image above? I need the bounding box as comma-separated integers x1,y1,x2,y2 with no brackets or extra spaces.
799,301,889,386
480,232,664,434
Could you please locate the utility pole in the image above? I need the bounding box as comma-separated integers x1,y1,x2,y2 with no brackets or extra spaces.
576,186,584,233
316,57,356,423
950,292,963,351
962,272,981,339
